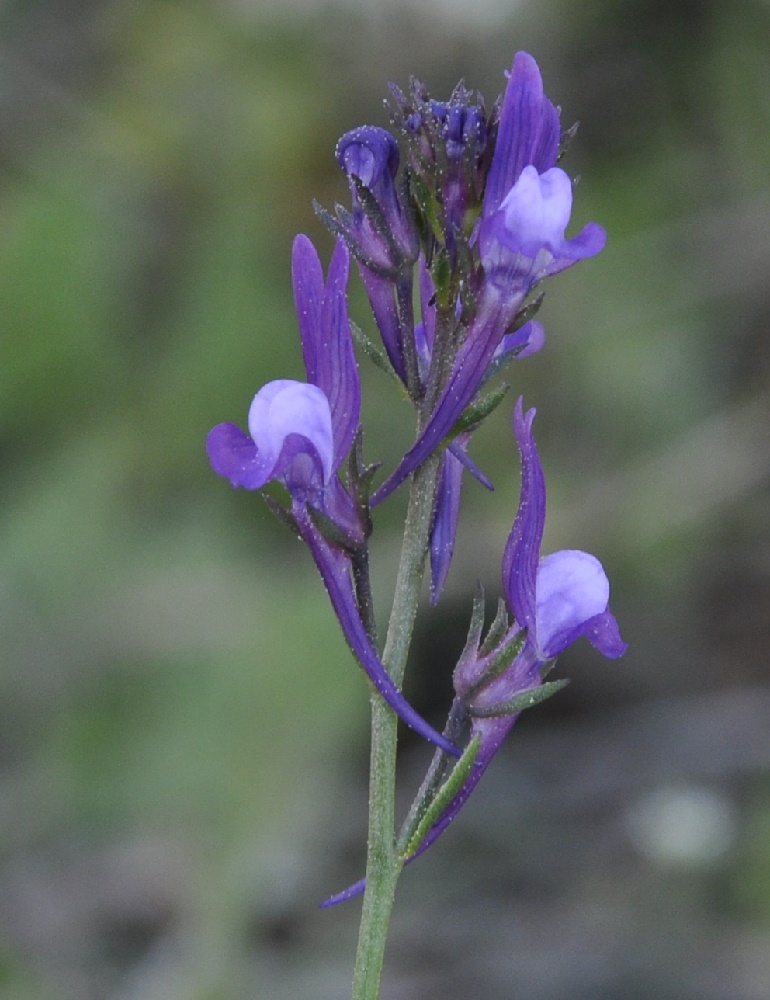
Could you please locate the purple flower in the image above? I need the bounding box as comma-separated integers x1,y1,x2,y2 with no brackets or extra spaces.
371,52,605,507
207,235,459,758
478,164,606,295
416,399,625,858
323,400,624,904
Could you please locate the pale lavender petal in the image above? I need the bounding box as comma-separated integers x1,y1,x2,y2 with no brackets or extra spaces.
500,166,573,252
248,380,334,485
542,221,607,276
501,398,544,634
483,51,560,219
535,549,611,658
480,167,606,288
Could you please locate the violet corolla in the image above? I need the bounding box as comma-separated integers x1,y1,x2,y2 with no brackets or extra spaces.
207,234,458,757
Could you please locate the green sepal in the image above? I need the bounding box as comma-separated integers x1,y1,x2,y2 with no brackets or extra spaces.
401,733,482,860
538,657,558,680
345,429,377,538
558,121,579,162
470,626,527,696
478,598,509,656
450,381,510,436
350,320,403,388
470,678,569,718
312,200,400,282
346,427,381,498
457,583,486,662
430,248,454,307
410,172,444,246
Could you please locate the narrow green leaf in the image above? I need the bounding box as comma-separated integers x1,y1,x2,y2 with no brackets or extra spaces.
479,598,509,656
451,381,510,435
402,734,482,859
350,320,404,387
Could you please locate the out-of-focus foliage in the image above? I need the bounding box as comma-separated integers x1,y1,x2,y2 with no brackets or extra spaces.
1,1,769,998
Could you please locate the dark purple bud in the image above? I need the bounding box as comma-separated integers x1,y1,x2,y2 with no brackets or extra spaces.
336,126,418,270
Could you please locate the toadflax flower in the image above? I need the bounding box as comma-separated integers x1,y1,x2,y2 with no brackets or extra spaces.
207,234,458,758
322,398,624,904
371,52,605,507
409,398,626,860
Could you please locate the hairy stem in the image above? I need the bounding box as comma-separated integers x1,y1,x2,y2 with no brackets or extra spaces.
350,452,441,1000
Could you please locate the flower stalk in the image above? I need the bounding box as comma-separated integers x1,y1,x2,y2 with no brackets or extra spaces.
352,451,441,1000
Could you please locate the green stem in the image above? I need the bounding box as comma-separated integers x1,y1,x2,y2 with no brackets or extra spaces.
350,452,441,1000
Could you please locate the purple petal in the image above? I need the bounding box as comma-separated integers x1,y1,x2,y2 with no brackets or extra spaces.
293,503,461,758
336,126,417,265
292,235,360,463
535,549,611,658
447,440,493,490
494,319,546,362
358,265,407,382
501,398,544,635
542,221,607,277
582,609,627,659
337,125,399,189
206,422,271,490
483,52,560,220
320,877,367,908
292,234,324,385
418,256,437,358
429,445,465,606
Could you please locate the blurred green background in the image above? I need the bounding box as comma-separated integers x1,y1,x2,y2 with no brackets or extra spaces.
2,1,769,998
